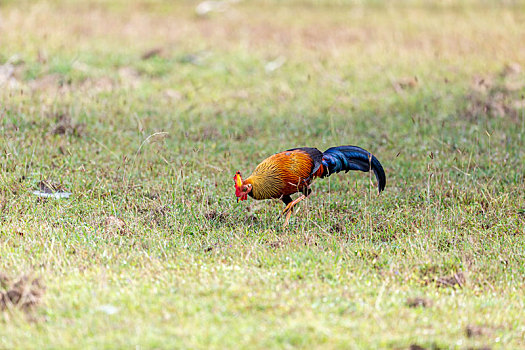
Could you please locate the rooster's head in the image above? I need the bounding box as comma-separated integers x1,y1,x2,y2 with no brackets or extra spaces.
234,171,252,202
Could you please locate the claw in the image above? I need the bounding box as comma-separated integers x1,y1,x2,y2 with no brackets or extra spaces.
283,209,293,227
281,202,294,217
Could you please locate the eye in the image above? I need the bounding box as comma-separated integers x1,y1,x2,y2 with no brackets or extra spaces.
241,186,247,191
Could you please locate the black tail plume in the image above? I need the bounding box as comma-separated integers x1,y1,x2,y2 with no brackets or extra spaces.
321,145,386,193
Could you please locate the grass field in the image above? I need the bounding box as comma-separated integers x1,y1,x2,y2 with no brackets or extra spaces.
1,0,524,348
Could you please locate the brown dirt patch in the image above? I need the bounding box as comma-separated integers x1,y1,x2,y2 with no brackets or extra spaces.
435,271,465,289
419,265,466,289
28,74,62,92
393,76,419,93
409,345,426,350
141,47,164,60
104,216,129,236
38,180,66,193
204,210,229,223
463,63,525,124
50,113,86,137
407,297,433,308
0,273,45,313
138,201,170,226
465,324,494,339
269,238,287,249
330,222,345,234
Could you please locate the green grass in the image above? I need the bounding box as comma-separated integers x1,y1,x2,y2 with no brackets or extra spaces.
1,0,524,349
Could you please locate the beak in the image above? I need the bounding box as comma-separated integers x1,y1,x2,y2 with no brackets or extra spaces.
237,197,240,203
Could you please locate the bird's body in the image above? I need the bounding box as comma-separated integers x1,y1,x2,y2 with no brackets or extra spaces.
245,149,321,200
234,145,386,226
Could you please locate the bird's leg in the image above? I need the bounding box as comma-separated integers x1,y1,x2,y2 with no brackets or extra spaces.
282,194,307,227
279,195,293,217
281,196,304,216
281,184,312,216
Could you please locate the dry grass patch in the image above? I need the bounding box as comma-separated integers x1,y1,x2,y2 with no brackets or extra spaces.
0,273,45,313
103,215,129,236
464,63,525,123
406,297,433,308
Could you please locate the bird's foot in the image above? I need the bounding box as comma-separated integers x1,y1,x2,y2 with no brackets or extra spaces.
283,209,293,227
281,202,295,217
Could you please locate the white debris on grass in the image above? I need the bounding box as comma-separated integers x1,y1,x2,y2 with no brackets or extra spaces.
195,0,241,17
195,1,228,16
96,304,120,315
32,191,72,199
265,56,286,73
